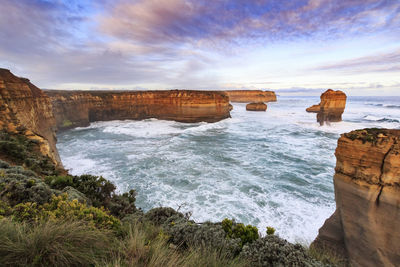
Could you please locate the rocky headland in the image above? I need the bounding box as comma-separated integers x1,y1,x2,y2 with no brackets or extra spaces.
225,90,277,103
312,129,400,266
0,68,60,165
246,102,267,111
46,90,231,131
306,89,347,125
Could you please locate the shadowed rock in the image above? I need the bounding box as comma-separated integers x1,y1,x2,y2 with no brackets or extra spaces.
246,102,267,111
312,129,400,266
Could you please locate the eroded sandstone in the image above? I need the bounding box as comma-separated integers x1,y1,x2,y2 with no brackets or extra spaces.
312,129,400,266
0,68,60,164
306,89,346,125
225,90,276,103
45,90,231,131
246,102,267,111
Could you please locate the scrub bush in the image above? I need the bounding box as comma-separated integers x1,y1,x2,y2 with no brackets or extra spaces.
222,218,259,246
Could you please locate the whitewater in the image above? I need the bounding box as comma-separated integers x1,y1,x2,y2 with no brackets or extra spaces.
57,96,400,244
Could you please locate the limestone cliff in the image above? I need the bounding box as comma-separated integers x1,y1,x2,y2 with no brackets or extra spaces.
312,129,400,266
0,68,60,164
306,89,346,125
225,90,277,103
246,102,267,111
45,90,231,131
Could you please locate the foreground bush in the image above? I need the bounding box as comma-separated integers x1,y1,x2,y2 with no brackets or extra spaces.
7,194,121,231
45,174,136,218
240,235,325,266
0,219,112,267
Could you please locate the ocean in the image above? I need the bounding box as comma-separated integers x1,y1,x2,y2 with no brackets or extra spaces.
57,96,400,244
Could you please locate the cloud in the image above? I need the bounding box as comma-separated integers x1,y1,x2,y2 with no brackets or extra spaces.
314,49,400,74
99,0,400,47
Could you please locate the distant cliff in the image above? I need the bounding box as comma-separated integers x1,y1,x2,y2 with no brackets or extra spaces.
45,90,231,131
312,129,400,266
0,68,60,164
225,90,276,103
306,89,346,125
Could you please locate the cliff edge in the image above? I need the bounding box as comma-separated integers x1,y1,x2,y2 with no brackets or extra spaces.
225,90,277,103
45,90,231,131
306,89,346,125
312,129,400,266
0,68,60,164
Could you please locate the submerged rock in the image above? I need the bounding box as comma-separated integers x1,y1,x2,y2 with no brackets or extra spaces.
246,102,267,111
306,89,346,125
312,129,400,266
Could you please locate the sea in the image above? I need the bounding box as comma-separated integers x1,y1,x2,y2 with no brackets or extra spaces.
57,96,400,244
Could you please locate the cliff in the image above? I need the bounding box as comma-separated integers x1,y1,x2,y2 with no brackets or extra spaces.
246,102,267,111
225,90,277,103
45,90,231,131
0,68,60,164
312,129,400,266
306,89,346,125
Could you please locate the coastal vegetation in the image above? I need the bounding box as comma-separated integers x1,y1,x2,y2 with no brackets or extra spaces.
0,130,340,266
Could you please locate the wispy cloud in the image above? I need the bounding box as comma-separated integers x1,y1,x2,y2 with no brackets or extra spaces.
314,49,400,74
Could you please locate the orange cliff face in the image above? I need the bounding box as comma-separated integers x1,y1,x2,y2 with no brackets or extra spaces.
312,129,400,266
225,90,277,103
0,68,60,164
45,90,231,131
306,89,346,125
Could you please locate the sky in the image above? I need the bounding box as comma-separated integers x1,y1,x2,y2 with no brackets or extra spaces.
0,0,399,95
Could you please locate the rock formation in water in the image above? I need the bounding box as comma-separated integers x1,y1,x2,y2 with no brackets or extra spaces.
45,90,231,131
306,89,346,125
225,90,277,103
0,68,60,164
312,129,400,266
246,102,267,111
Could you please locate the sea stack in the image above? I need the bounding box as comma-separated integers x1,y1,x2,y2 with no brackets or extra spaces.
246,102,267,111
0,68,60,165
312,129,400,266
225,90,277,103
306,89,346,125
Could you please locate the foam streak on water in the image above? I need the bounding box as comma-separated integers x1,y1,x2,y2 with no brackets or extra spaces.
57,96,400,244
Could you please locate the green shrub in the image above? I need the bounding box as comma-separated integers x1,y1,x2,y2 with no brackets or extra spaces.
0,165,57,206
266,226,276,235
45,174,137,218
222,218,259,246
240,235,325,266
0,219,112,267
144,207,185,225
11,194,121,231
0,131,59,176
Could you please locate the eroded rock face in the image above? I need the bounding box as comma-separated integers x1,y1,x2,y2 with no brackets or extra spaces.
246,102,267,111
312,129,400,266
225,90,276,103
0,68,60,164
45,90,231,131
306,89,346,125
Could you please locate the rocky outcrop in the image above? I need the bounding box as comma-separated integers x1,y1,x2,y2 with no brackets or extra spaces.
312,129,400,266
225,90,276,103
306,89,346,125
246,102,267,111
0,68,60,164
45,90,231,131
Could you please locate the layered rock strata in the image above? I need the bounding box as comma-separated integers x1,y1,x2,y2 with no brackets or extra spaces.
225,90,277,103
45,90,231,131
306,89,346,125
312,129,400,266
0,68,60,164
246,102,267,111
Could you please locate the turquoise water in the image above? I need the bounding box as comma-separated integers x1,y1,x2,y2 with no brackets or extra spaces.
57,96,400,244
